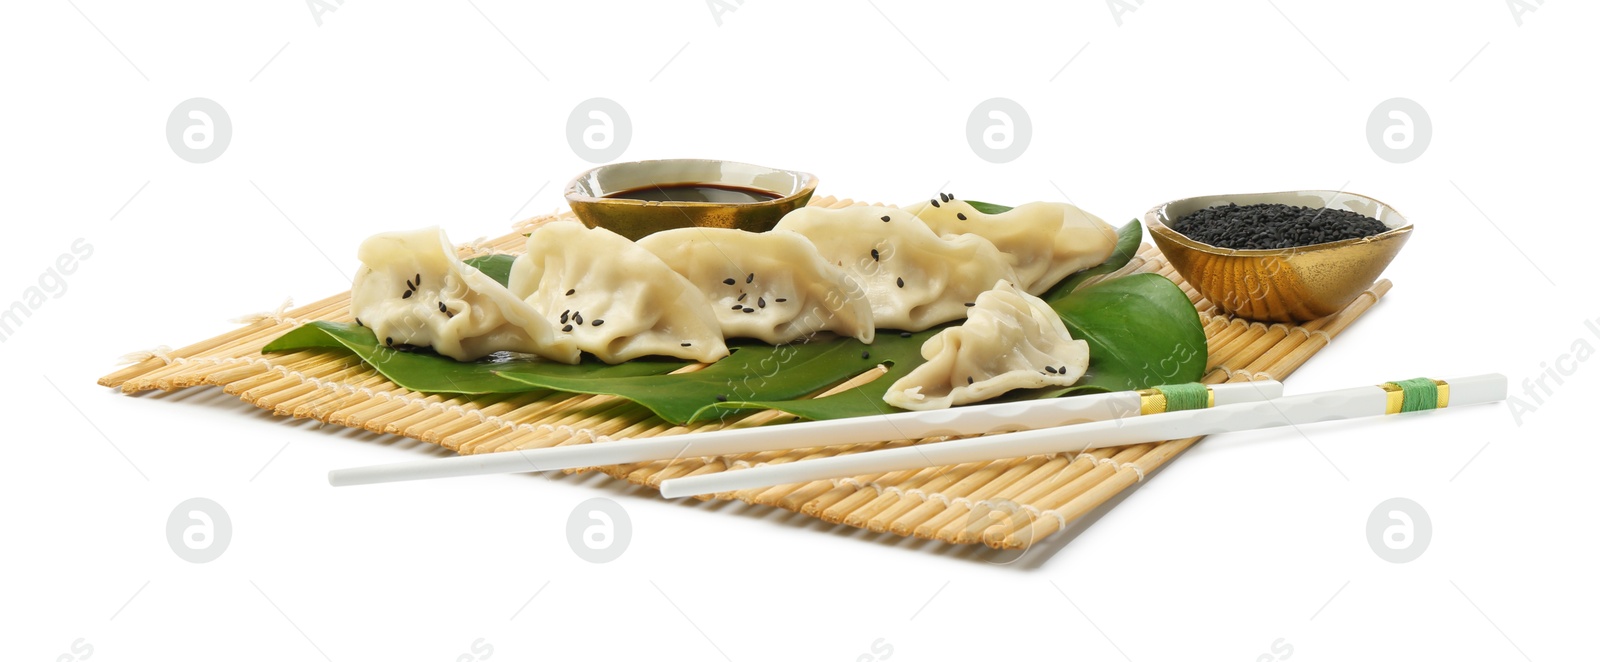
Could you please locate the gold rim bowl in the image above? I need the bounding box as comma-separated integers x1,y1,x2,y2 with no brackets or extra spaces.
1146,190,1413,322
564,159,818,241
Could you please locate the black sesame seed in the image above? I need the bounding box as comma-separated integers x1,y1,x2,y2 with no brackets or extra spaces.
562,324,574,332
438,301,447,313
723,278,736,285
1045,366,1058,374
715,394,728,402
964,302,975,307
871,249,879,261
896,277,905,288
956,213,967,221
940,192,949,202
414,273,421,286
1059,366,1067,374
1171,202,1389,250
967,376,974,385
930,199,941,208
880,215,891,222
742,307,755,313
746,273,754,283
560,310,569,324
861,350,870,359
757,297,766,308
566,288,576,296
402,289,412,299
574,313,583,325
775,298,787,303
731,304,744,310
385,336,393,346
592,319,604,326
681,342,692,347
737,292,747,302
900,331,912,338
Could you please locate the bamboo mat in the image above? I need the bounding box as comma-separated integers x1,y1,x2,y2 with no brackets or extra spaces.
98,196,1389,549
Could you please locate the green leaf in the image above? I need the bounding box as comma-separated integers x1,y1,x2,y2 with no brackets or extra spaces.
1043,273,1207,395
1041,219,1142,302
704,272,1206,418
263,321,685,394
692,328,943,422
964,200,1013,215
463,254,516,288
260,217,1200,424
493,337,892,425
697,221,1174,419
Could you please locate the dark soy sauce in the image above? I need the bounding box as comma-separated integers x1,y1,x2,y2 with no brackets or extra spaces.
605,183,781,204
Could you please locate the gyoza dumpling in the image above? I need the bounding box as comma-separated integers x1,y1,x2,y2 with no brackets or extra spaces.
636,228,875,344
350,227,579,363
509,222,728,364
903,197,1118,295
773,206,1017,331
883,280,1089,410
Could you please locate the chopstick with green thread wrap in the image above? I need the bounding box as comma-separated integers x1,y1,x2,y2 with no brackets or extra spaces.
658,375,1506,498
327,381,1281,487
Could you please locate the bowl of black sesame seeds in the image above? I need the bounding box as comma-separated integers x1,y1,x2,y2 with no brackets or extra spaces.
1147,190,1412,322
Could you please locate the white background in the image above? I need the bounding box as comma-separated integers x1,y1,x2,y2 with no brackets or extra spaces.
2,1,1594,660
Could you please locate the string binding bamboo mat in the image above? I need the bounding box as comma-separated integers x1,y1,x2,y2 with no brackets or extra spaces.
99,196,1389,550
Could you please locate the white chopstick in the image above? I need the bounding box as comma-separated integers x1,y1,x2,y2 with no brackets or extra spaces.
327,380,1283,487
657,374,1507,498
